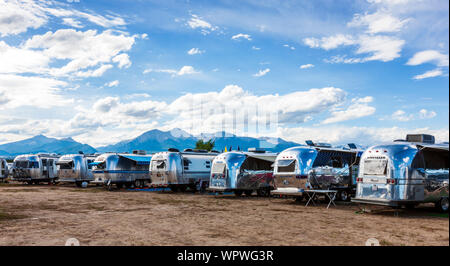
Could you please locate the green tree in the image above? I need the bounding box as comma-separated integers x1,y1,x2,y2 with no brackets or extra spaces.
195,139,215,151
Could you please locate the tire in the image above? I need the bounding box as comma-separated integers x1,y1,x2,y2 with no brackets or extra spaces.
244,190,253,196
116,183,123,189
75,181,82,188
256,188,270,197
404,204,416,210
178,185,187,192
295,196,304,202
436,197,449,213
234,190,243,197
134,180,142,188
339,190,350,202
169,185,178,192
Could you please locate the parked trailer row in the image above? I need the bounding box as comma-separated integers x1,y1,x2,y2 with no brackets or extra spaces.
352,134,449,212
270,142,362,201
0,158,8,182
3,133,448,212
150,148,219,192
208,148,277,196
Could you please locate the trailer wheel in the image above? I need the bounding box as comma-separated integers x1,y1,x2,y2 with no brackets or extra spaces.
169,185,178,192
244,190,253,196
134,180,144,188
75,181,82,188
436,197,449,213
116,183,123,189
256,188,270,197
178,185,187,192
295,196,304,202
234,190,243,197
27,181,33,185
339,190,350,202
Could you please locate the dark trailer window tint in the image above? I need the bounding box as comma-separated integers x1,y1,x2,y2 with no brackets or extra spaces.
277,159,296,172
15,161,29,168
241,157,273,171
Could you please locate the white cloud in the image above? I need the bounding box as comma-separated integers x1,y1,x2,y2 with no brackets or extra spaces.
322,96,376,124
62,17,83,28
187,14,217,34
348,10,410,34
0,0,126,38
356,35,405,62
389,109,437,121
300,64,314,69
112,53,132,68
0,74,71,108
187,48,204,55
324,55,363,64
0,0,47,36
143,65,200,76
75,64,113,78
0,41,50,74
391,110,414,122
419,109,437,119
231,33,252,41
24,29,136,77
308,34,405,63
105,80,119,87
177,66,199,75
277,126,449,146
303,34,355,50
406,50,449,67
413,68,445,80
253,68,270,77
252,46,261,50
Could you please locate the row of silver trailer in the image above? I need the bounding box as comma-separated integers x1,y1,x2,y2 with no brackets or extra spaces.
1,134,448,212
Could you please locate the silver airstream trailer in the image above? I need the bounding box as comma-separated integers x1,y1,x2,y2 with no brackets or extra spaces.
150,148,219,192
0,158,9,182
91,151,152,189
11,154,59,184
208,148,278,196
56,154,97,187
352,134,449,212
271,141,362,201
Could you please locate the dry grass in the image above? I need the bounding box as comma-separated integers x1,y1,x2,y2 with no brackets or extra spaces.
0,184,448,246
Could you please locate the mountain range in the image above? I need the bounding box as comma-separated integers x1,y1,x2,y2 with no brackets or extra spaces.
0,129,303,157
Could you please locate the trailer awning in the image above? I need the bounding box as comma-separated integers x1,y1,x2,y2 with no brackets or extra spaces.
120,155,152,165
88,161,104,166
247,154,277,162
56,160,73,165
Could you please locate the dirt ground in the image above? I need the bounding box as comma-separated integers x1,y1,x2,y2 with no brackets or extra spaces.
0,182,448,246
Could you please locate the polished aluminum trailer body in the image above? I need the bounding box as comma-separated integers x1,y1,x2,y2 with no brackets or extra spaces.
0,159,8,180
271,145,362,200
91,153,152,188
150,150,218,191
57,154,96,186
11,154,59,183
352,138,449,209
209,150,277,195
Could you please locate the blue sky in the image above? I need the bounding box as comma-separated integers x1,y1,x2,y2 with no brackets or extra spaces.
0,0,448,147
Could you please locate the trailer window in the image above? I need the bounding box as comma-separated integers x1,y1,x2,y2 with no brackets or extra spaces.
212,162,226,174
363,159,388,176
95,162,106,170
277,160,296,173
58,162,73,170
15,161,29,168
152,160,166,170
241,157,273,171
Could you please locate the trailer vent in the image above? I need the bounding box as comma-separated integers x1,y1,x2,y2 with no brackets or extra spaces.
406,134,435,144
